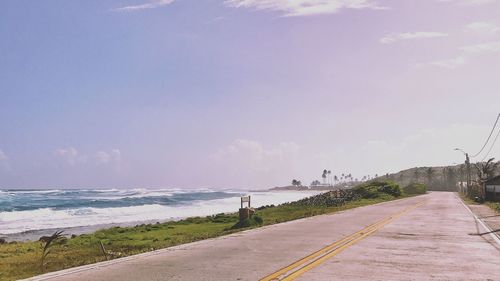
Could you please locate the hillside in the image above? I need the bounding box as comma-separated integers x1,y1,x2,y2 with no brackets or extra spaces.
378,161,500,191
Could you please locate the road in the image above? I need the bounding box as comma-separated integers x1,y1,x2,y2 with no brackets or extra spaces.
27,192,500,281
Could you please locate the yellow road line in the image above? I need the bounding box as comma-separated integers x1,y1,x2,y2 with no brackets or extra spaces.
260,200,426,281
259,219,389,281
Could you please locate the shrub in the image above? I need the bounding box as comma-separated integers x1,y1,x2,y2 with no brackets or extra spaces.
403,183,427,195
230,215,264,229
354,181,402,198
253,215,263,225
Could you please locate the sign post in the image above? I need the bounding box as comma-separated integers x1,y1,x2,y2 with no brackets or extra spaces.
239,195,254,221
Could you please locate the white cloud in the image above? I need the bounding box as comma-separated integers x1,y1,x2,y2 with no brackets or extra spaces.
426,56,467,69
54,147,80,166
0,150,7,162
438,0,498,6
224,0,387,17
0,150,10,171
113,0,175,12
465,21,499,34
460,41,500,54
211,139,300,173
380,32,448,44
95,149,122,167
419,41,500,69
55,147,122,169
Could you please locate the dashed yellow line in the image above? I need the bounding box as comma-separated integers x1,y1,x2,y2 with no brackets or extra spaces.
260,200,426,281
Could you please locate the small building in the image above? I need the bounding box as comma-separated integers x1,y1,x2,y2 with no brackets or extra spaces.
485,175,500,202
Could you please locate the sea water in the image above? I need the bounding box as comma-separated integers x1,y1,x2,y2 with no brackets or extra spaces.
0,189,318,235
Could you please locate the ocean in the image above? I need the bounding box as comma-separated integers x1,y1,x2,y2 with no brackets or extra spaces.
0,188,318,237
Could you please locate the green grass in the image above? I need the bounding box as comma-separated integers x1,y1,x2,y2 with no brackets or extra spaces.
0,193,405,281
460,194,479,205
485,201,500,213
459,193,500,214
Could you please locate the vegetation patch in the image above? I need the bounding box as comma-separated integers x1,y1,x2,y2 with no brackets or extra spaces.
403,183,427,195
486,202,500,213
353,181,402,199
230,215,264,229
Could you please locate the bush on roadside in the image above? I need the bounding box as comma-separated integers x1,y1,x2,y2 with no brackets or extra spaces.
353,181,402,199
230,215,263,229
403,183,427,195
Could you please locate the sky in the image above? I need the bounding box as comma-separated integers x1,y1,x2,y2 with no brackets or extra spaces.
1,0,500,189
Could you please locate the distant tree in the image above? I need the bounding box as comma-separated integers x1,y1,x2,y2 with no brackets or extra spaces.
425,168,434,186
413,168,420,183
475,158,499,183
322,170,327,184
474,158,499,199
310,180,321,186
458,165,465,183
327,170,332,185
446,168,457,190
442,167,448,189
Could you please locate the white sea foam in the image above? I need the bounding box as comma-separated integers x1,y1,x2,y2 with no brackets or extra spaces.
0,191,319,234
5,190,63,194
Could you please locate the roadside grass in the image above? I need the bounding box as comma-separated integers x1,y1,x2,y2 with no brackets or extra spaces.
459,193,499,214
485,201,500,213
459,194,480,205
0,190,410,281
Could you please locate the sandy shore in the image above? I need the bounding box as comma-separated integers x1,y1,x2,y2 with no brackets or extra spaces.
1,219,164,242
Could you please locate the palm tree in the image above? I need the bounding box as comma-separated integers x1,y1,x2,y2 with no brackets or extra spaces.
474,158,499,199
322,170,327,184
40,230,64,272
327,170,332,185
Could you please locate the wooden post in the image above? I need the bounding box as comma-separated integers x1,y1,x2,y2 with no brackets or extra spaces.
100,241,109,261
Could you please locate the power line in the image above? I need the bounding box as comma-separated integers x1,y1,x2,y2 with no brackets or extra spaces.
481,126,500,162
471,113,500,158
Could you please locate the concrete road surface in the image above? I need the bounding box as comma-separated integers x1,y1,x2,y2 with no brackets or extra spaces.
27,192,500,281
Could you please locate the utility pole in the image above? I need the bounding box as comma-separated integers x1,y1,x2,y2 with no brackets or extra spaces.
455,148,471,196
465,152,471,195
